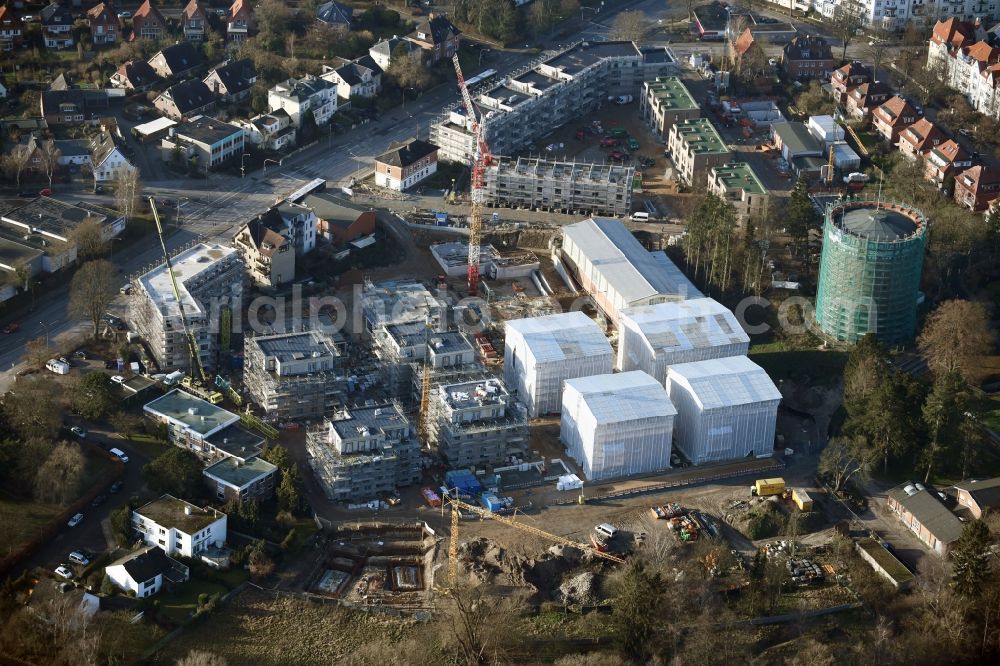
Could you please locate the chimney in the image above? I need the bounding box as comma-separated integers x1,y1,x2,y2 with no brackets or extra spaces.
184,505,192,515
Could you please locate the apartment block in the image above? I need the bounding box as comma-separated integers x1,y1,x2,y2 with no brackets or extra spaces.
244,330,345,420
203,456,279,502
927,18,1000,119
160,117,245,169
360,278,447,334
306,403,421,502
484,157,633,217
132,494,227,558
372,323,476,398
706,162,769,224
666,118,731,187
431,41,678,163
142,389,265,462
640,76,700,139
129,242,243,373
429,377,528,468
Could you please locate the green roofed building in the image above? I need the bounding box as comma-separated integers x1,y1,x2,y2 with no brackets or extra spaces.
641,76,700,139
706,162,770,224
666,118,732,187
203,456,279,502
815,199,927,345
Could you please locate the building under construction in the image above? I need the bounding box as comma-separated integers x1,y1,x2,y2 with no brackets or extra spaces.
305,402,421,502
359,278,447,335
431,41,679,164
372,323,477,400
430,241,539,279
129,242,244,373
243,329,346,420
484,157,634,217
427,376,529,468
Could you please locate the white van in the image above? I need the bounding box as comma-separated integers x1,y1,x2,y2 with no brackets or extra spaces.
45,359,70,375
109,448,129,463
595,523,618,540
630,212,650,222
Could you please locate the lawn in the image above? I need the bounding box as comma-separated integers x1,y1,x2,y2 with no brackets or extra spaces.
0,494,62,559
118,433,169,461
157,578,229,624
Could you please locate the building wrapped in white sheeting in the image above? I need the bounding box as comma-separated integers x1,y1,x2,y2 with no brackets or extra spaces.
504,312,613,418
561,371,676,481
666,356,781,465
617,297,750,382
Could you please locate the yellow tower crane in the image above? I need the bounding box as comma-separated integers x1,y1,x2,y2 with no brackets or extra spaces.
444,497,625,588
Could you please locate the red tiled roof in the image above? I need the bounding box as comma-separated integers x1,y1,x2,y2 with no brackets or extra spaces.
930,139,969,164
965,40,1000,67
183,0,206,20
875,96,917,127
900,118,945,150
957,164,1000,192
0,5,25,29
734,28,756,58
931,17,976,49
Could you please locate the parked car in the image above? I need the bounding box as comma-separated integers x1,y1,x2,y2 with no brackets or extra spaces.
608,151,627,161
109,480,123,493
93,184,104,194
39,187,52,196
91,495,106,507
67,513,84,528
119,284,132,295
600,137,619,147
54,565,73,579
1,323,18,334
117,10,131,18
111,375,125,385
70,426,87,438
68,551,91,566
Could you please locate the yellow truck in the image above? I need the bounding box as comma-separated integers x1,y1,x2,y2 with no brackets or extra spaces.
752,478,786,497
792,488,814,512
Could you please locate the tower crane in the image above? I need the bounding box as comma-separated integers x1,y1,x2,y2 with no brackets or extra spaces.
443,497,625,588
453,55,492,297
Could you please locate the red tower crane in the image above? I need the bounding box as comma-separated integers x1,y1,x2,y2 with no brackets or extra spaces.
453,55,492,296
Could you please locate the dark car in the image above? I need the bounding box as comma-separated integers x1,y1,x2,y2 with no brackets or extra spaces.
91,495,106,507
1,323,18,334
93,184,104,194
104,359,117,369
109,481,123,493
608,151,627,161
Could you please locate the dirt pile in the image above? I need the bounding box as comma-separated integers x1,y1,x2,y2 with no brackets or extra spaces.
557,572,604,606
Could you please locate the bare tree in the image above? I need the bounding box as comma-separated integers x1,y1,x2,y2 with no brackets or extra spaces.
114,167,142,223
441,584,524,665
20,335,54,370
819,436,876,492
918,299,994,380
176,650,228,666
68,260,117,337
389,43,433,90
38,139,61,190
69,217,108,259
609,11,650,46
3,146,33,188
35,442,86,505
830,1,865,62
864,27,893,79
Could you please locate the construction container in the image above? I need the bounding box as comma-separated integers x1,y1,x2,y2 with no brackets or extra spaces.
421,487,441,508
504,312,613,418
754,478,786,497
792,488,814,511
617,298,750,382
666,357,781,466
560,371,676,481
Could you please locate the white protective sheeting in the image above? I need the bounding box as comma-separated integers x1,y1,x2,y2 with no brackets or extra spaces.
617,297,750,382
561,371,676,481
666,356,781,465
504,312,613,418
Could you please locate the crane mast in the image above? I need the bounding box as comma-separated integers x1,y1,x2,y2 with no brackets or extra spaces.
453,55,492,297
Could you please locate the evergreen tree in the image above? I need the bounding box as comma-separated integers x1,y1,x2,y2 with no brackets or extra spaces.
921,371,972,482
785,177,820,262
952,519,992,598
611,561,665,662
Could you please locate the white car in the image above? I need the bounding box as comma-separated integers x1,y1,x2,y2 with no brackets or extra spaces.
117,10,131,18
67,513,84,528
110,375,125,385
55,566,73,579
70,426,86,438
68,550,91,566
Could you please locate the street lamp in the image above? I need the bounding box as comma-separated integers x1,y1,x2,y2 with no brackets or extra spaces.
402,87,415,113
348,149,363,184
177,197,190,229
241,153,251,178
263,158,282,176
477,48,490,67
39,321,50,346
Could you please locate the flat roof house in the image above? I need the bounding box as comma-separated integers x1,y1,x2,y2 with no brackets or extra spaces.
203,456,278,502
887,482,964,556
132,494,228,558
706,161,769,224
160,116,244,169
143,389,264,461
640,76,700,140
666,118,731,187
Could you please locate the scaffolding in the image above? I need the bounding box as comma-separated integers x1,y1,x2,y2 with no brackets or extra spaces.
484,156,635,217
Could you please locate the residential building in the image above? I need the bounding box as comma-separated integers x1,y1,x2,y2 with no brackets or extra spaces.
432,41,678,164
132,494,228,558
306,403,422,502
40,89,109,126
369,35,422,70
142,389,265,460
954,164,1000,209
55,139,91,166
315,0,353,30
430,241,539,280
706,162,769,224
845,80,891,119
269,199,318,254
203,456,278,502
182,0,209,41
872,95,919,143
359,278,447,334
111,60,161,91
830,61,871,105
89,130,135,182
0,5,25,51
131,0,166,41
227,0,254,42
927,17,984,79
41,2,73,48
640,76,700,139
203,58,257,103
268,76,338,128
407,13,460,63
428,377,529,468
897,118,946,159
160,116,244,170
924,139,972,186
887,482,964,556
322,56,382,99
781,33,833,79
149,42,205,80
666,118,731,187
233,110,295,152
484,157,634,217
233,209,295,288
244,329,345,419
560,217,702,324
105,546,187,598
154,79,215,120
730,28,765,77
927,19,1000,118
86,3,119,45
129,243,243,372
373,324,477,395
374,139,438,191
300,192,376,245
953,476,1000,518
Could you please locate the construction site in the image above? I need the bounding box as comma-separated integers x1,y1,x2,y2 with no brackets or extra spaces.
483,157,635,217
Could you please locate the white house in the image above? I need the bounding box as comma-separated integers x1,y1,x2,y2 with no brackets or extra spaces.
267,76,338,128
321,56,382,99
131,494,228,559
104,546,187,598
232,109,296,152
89,132,136,182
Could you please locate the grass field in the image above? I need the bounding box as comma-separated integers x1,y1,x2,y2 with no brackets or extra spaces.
158,579,229,624
0,495,62,559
